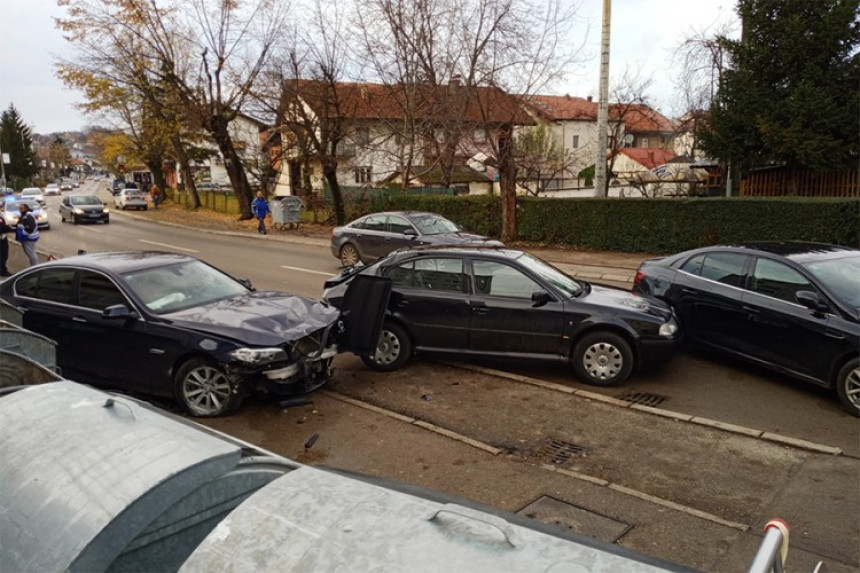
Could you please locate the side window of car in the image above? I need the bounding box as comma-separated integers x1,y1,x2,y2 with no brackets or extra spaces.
413,258,465,292
387,216,414,235
472,260,541,299
363,215,387,232
78,271,129,311
14,268,76,304
386,261,415,288
679,254,706,275
748,258,814,304
698,253,748,287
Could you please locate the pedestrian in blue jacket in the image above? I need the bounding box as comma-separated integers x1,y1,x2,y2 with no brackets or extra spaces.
251,191,269,235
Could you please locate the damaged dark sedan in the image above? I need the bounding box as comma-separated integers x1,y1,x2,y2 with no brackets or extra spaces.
0,251,352,417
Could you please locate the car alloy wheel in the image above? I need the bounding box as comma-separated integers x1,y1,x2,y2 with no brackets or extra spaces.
175,357,245,417
836,359,860,417
340,243,360,267
572,331,634,387
361,321,412,372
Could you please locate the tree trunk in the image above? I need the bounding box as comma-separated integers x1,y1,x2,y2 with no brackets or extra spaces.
209,118,254,220
322,159,345,225
171,136,201,208
498,125,517,243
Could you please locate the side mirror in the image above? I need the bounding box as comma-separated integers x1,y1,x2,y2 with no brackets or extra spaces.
531,290,552,307
795,290,828,313
238,277,255,291
102,304,138,320
403,228,418,237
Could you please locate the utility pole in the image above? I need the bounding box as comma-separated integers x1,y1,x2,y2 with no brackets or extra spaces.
594,0,611,197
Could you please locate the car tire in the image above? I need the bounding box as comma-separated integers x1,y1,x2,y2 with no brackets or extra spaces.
72,216,79,225
60,213,66,223
572,331,634,387
836,358,860,417
174,357,246,417
361,321,412,372
339,243,361,266
104,218,110,224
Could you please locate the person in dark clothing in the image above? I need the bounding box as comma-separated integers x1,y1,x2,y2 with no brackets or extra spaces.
16,202,40,267
251,191,270,235
0,217,11,276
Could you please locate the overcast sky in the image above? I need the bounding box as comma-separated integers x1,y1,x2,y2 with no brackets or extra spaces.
0,0,738,135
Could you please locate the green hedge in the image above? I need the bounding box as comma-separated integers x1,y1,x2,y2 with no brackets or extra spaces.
361,195,860,253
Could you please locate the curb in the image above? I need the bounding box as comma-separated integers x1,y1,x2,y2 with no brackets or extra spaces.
321,388,750,532
443,361,844,456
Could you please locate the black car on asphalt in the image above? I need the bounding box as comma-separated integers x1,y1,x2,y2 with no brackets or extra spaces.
632,242,860,416
58,194,110,224
324,246,682,387
0,251,385,417
330,211,503,266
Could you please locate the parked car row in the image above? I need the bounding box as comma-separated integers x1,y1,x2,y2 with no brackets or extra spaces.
0,203,856,418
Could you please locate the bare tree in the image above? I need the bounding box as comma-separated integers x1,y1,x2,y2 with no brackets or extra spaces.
602,67,656,192
513,124,578,196
351,0,584,242
57,0,289,219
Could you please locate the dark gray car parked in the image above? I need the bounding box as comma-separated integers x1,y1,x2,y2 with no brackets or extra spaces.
331,211,502,266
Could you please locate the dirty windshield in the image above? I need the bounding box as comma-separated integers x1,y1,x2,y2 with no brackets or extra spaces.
516,252,584,298
122,260,249,314
71,196,102,206
412,215,460,235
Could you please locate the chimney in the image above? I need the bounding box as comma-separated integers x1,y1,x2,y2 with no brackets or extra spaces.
587,96,593,102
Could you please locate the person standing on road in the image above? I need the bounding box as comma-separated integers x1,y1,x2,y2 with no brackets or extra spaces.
15,202,40,267
0,216,11,276
252,191,269,235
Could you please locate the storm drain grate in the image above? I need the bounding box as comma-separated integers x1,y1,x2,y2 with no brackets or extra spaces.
618,391,667,408
540,438,587,465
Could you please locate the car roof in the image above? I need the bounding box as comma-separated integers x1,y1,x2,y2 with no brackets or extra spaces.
38,251,197,274
386,244,522,260
359,211,446,221
696,241,857,264
21,188,41,193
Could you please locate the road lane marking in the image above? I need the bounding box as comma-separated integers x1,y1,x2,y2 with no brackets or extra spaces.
138,239,199,253
280,265,333,276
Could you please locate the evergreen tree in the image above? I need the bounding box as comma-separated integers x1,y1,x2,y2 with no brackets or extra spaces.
700,0,860,179
0,104,39,187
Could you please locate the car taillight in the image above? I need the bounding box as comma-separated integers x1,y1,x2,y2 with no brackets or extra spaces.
633,270,646,287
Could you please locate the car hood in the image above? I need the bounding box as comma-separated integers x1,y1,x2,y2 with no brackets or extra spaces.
583,284,673,321
163,291,341,346
423,232,502,245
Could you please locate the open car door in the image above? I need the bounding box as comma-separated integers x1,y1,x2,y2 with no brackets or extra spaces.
337,274,392,356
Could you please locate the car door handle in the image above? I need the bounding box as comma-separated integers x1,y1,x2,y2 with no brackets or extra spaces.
72,316,87,323
741,305,760,315
472,306,489,315
393,299,409,308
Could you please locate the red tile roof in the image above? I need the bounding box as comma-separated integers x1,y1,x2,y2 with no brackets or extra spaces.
523,95,597,121
281,80,534,125
615,147,676,169
610,104,676,133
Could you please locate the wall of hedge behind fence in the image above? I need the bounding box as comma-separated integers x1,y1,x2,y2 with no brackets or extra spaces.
362,195,860,253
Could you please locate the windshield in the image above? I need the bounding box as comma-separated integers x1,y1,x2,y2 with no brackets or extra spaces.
71,196,102,206
4,200,39,211
804,254,860,309
122,260,249,314
411,215,460,235
516,252,584,297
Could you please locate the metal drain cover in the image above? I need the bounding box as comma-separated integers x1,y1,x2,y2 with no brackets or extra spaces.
540,438,587,465
618,391,667,408
517,496,631,543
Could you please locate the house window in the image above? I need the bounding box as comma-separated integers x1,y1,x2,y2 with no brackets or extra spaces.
355,127,370,146
641,138,649,148
571,135,580,149
473,129,486,143
354,166,372,183
434,130,445,144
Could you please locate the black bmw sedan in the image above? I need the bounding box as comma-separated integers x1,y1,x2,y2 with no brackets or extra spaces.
0,252,353,417
330,211,502,266
632,242,860,416
324,246,682,387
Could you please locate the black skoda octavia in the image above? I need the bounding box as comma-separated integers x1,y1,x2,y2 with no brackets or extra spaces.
324,246,682,387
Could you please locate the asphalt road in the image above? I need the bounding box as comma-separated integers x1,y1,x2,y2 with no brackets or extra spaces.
21,181,860,571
